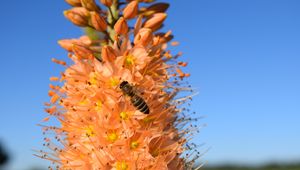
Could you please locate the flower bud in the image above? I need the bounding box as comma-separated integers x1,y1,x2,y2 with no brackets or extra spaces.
143,13,167,30
65,0,82,6
134,28,153,47
72,44,94,59
90,12,107,32
143,3,169,17
101,46,117,62
64,7,90,27
100,0,113,7
58,37,92,51
81,0,100,11
58,39,76,51
123,1,138,19
114,17,128,35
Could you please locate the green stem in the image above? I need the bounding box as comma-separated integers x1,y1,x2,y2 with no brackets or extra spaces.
107,0,119,44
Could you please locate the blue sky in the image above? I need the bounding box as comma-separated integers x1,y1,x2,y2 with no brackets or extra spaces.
0,0,300,169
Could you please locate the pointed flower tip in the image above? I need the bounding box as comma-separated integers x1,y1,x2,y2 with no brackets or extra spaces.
65,0,82,7
143,13,167,30
63,7,90,27
58,39,74,51
114,17,128,35
81,0,100,11
123,0,139,19
101,45,117,62
72,44,94,60
90,11,107,32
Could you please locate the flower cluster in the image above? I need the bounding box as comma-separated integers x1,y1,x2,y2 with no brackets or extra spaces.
37,0,201,169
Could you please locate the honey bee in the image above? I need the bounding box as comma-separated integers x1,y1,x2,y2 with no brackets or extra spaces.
119,81,150,114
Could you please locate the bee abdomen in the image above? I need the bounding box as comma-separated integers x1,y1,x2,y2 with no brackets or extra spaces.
131,95,150,114
140,103,149,114
132,95,144,107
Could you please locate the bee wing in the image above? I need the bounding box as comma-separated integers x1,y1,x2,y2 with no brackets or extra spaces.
131,84,143,95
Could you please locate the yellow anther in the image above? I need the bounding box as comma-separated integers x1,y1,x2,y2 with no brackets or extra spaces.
79,98,88,106
84,126,95,137
89,72,98,85
125,54,135,66
120,111,128,120
110,77,120,87
107,132,118,142
95,100,102,112
116,161,128,170
130,141,139,149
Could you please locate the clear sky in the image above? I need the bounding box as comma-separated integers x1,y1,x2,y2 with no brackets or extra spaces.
0,0,300,169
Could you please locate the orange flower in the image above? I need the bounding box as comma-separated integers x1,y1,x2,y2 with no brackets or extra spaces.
38,0,200,169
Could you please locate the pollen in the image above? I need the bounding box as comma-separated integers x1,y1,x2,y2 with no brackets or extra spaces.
95,100,102,112
120,111,128,120
89,72,98,85
84,126,95,137
130,141,139,149
79,98,88,106
116,161,128,170
107,132,118,142
110,77,120,87
125,54,135,66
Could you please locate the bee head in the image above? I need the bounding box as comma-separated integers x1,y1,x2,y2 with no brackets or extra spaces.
120,81,129,89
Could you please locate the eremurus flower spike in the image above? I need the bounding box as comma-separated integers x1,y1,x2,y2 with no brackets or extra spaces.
38,0,202,169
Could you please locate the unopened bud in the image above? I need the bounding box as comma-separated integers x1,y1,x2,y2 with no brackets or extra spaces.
72,44,94,59
64,7,90,27
134,28,153,46
143,3,169,17
58,39,76,51
114,17,128,35
90,12,107,31
100,0,113,7
65,0,82,6
143,13,167,30
81,0,100,11
58,36,92,51
101,46,117,62
123,1,138,19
